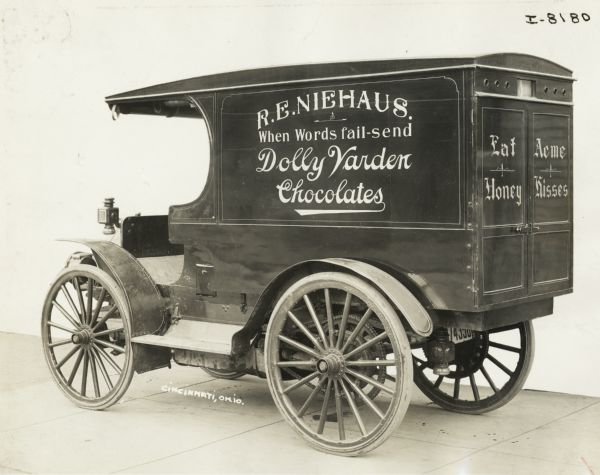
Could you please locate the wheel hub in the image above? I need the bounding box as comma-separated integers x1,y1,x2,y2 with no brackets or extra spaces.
307,313,386,397
316,352,345,377
71,328,92,346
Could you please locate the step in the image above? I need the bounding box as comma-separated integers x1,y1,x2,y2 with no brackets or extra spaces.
131,320,244,355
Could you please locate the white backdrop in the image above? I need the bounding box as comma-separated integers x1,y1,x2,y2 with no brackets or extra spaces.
1,0,599,397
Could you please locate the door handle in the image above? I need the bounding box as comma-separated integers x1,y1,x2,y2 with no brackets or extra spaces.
513,224,530,233
512,224,541,234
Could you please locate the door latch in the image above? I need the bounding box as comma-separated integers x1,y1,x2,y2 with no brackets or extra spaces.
513,224,530,233
513,224,541,234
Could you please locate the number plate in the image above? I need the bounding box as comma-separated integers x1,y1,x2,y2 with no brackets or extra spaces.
448,328,476,344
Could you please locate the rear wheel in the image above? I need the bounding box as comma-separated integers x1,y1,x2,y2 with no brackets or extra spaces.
265,272,412,456
41,264,134,410
412,321,534,414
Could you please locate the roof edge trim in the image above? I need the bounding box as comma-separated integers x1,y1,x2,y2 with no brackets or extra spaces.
106,63,573,104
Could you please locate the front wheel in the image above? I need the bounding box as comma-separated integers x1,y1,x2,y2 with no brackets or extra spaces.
265,272,413,456
41,264,134,410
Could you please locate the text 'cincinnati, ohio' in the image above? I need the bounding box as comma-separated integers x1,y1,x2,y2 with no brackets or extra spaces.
161,384,245,405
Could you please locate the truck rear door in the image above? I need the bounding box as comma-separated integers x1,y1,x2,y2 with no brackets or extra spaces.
529,107,572,295
478,81,572,306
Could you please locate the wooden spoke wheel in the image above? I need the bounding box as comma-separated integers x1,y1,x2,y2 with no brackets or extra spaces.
265,272,412,456
41,264,134,410
202,368,245,380
412,322,534,414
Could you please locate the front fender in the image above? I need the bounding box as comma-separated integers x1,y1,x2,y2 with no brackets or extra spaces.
59,240,170,373
60,240,167,337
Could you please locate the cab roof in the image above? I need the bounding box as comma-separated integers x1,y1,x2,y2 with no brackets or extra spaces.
106,53,572,106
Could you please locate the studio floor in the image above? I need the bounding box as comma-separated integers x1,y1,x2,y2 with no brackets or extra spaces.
0,331,598,475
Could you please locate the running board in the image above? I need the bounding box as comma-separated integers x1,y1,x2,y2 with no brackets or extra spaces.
131,320,244,355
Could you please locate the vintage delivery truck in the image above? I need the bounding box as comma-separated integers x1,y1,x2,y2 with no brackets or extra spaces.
42,53,573,455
